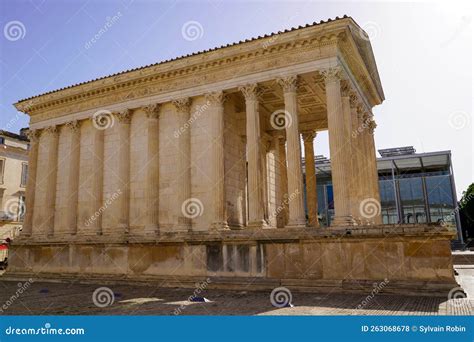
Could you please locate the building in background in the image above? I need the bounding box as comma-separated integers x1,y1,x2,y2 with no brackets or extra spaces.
308,146,461,242
0,129,29,240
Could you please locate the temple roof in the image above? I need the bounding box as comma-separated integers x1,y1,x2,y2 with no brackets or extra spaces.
16,15,357,103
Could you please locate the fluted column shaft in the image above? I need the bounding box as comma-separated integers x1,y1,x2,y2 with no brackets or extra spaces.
173,98,192,231
144,104,160,234
322,67,355,226
302,131,320,228
277,76,306,228
90,119,104,235
23,130,40,236
206,92,229,230
116,110,131,234
239,84,266,228
44,126,59,235
66,121,81,235
278,137,289,227
366,117,382,224
350,104,364,222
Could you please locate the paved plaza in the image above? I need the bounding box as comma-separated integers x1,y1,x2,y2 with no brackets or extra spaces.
0,268,472,316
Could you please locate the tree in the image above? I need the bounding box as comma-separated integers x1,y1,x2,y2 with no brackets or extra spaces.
459,183,474,244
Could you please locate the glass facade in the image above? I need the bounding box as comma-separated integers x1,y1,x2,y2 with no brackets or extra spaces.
379,178,398,224
312,151,459,237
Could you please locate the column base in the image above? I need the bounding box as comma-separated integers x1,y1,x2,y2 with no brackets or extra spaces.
210,221,229,230
144,224,159,235
247,220,268,229
286,217,307,228
331,215,357,227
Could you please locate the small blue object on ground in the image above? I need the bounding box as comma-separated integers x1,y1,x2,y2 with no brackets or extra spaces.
190,297,210,302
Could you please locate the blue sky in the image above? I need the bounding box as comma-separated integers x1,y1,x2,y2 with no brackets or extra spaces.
0,0,472,196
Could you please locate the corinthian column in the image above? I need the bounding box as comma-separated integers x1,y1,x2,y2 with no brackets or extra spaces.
349,95,364,223
366,115,382,224
116,109,131,234
321,67,356,226
65,121,81,235
22,129,40,236
144,104,160,234
89,117,104,235
205,91,229,230
239,84,266,228
44,126,59,236
277,76,306,228
302,130,320,228
172,98,192,231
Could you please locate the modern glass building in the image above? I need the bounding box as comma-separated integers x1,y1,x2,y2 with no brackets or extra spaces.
305,146,462,242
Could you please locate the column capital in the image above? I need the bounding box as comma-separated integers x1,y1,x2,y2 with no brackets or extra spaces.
277,75,298,93
205,91,226,105
65,120,80,131
43,125,58,136
116,109,132,123
238,83,259,101
349,91,359,108
143,103,161,119
320,66,343,83
301,130,317,144
172,97,191,113
368,118,377,134
26,129,40,142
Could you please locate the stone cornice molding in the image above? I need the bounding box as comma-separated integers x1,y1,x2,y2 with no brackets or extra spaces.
277,75,298,93
143,103,161,119
116,109,132,123
172,98,191,113
239,84,260,101
15,19,385,125
204,91,226,106
16,22,351,116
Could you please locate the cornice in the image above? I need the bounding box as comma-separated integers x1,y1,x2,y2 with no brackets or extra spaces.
16,25,349,120
14,17,384,126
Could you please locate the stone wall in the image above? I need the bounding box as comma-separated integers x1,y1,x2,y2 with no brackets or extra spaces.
6,226,458,296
